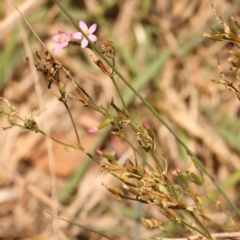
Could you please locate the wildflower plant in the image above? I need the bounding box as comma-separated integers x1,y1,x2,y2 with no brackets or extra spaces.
1,1,240,239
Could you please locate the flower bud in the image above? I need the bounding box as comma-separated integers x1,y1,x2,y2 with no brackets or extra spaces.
142,122,149,129
95,148,102,155
88,118,112,134
88,127,98,134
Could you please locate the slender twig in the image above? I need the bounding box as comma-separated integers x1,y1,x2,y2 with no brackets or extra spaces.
122,136,138,167
0,109,24,122
62,101,81,145
63,67,105,114
38,130,75,148
110,75,127,111
47,211,115,240
39,129,100,164
180,219,206,237
188,212,213,239
151,153,163,175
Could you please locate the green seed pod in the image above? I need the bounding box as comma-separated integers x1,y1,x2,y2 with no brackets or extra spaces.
179,172,190,184
135,179,143,188
155,183,169,195
128,187,141,196
189,172,203,186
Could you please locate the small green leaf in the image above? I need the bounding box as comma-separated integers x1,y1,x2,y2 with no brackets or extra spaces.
65,146,76,152
211,79,225,85
155,184,169,195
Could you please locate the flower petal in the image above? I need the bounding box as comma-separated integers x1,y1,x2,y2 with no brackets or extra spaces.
61,42,68,48
66,34,73,42
95,148,102,155
81,38,88,48
79,20,88,31
89,34,97,42
52,34,60,41
73,32,82,39
54,43,63,52
88,127,98,133
58,30,65,34
89,23,97,34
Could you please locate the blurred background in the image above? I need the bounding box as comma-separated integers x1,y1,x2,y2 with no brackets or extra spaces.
0,0,240,239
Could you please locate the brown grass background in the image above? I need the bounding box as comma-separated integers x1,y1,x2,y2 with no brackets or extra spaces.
0,0,240,239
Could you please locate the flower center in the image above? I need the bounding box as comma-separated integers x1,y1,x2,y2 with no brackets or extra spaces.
58,34,67,43
84,30,89,37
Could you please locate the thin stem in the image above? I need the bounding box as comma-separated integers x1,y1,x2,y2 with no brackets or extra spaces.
62,67,105,114
28,126,99,164
128,121,141,133
180,219,206,237
122,136,138,167
47,211,115,240
151,153,163,176
82,149,99,165
110,75,127,111
42,131,100,165
38,129,100,165
55,72,80,145
188,212,213,239
15,115,25,122
10,122,75,148
1,110,24,122
38,130,75,148
62,101,80,145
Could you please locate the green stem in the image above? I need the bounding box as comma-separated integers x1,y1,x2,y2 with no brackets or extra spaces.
62,101,80,145
53,69,80,145
16,115,24,122
181,219,206,237
62,67,104,114
39,129,100,165
11,122,75,147
151,153,163,176
38,129,75,148
128,121,141,133
188,212,214,239
1,110,24,122
122,136,138,167
110,75,127,111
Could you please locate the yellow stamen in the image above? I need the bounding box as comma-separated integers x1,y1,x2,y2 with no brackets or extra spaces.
84,30,89,36
58,34,67,43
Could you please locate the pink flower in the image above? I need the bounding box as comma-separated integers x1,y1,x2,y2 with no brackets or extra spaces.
142,122,149,129
88,127,98,134
95,148,102,155
73,20,97,48
52,31,72,52
144,167,151,175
